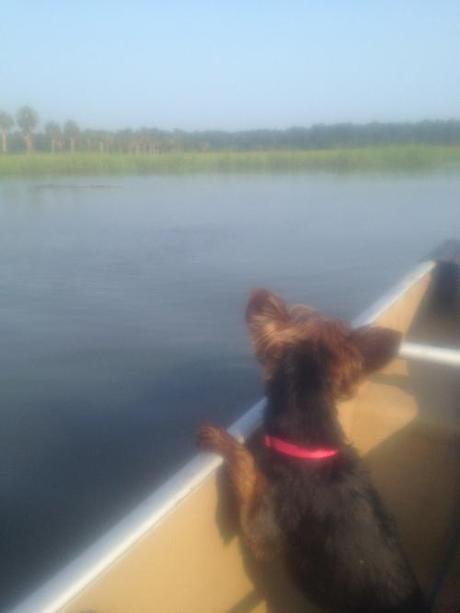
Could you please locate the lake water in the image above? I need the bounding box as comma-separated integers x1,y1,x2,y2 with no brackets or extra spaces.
1,173,460,607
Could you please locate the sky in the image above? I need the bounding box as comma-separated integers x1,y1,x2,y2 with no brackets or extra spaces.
1,1,459,131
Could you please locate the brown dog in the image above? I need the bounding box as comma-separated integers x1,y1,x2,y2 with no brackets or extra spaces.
198,289,427,612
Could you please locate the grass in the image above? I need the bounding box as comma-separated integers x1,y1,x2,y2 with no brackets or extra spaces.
1,146,460,177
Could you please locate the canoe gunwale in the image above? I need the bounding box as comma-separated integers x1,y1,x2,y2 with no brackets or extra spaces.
352,260,435,327
400,341,460,367
10,259,436,613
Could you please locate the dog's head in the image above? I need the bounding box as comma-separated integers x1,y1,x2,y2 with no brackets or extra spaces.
246,289,401,399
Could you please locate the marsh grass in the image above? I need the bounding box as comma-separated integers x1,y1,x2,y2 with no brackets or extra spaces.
1,146,460,177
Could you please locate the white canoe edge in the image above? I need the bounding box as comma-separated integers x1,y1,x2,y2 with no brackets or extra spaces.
10,259,435,613
400,341,460,367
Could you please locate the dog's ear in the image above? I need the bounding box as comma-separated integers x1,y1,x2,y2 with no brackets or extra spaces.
246,289,289,327
350,326,402,374
246,289,291,371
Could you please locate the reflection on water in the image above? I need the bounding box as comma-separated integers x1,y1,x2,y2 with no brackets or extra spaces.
0,173,460,607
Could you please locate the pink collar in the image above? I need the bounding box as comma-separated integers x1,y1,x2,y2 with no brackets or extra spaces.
264,435,339,460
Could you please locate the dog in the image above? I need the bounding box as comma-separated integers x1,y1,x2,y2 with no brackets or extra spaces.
198,289,427,612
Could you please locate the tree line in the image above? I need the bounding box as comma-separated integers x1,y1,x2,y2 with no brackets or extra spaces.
1,105,460,154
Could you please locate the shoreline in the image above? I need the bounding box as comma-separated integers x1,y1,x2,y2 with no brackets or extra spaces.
1,145,460,177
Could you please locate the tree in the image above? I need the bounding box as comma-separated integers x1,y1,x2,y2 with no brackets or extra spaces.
16,106,39,153
63,120,80,152
0,111,14,153
44,121,61,153
90,129,111,153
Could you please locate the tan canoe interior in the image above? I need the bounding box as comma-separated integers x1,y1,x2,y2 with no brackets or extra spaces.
66,266,459,613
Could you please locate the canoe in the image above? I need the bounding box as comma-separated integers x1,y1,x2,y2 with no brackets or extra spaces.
12,241,460,613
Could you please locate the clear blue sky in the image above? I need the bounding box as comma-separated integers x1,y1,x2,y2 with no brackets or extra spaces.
1,1,459,130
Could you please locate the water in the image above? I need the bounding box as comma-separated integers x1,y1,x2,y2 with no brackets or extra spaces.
1,173,459,607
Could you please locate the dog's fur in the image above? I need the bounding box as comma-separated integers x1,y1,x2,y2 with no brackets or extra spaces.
198,289,427,612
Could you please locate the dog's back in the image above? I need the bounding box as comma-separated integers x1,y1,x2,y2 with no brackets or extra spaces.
263,447,426,612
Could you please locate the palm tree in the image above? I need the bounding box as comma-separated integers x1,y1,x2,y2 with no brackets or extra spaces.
0,111,14,153
44,121,61,153
116,129,134,153
16,106,39,153
92,130,111,153
63,120,80,152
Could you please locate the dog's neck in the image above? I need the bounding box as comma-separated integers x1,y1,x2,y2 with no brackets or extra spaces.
265,390,344,449
264,354,345,449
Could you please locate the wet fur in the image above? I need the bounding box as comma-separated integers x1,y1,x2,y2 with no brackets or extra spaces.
198,289,427,612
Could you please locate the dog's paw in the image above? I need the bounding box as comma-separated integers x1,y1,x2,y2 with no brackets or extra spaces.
197,424,229,455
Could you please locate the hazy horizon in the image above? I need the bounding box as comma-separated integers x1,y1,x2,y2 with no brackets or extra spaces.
2,1,459,131
4,113,460,134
